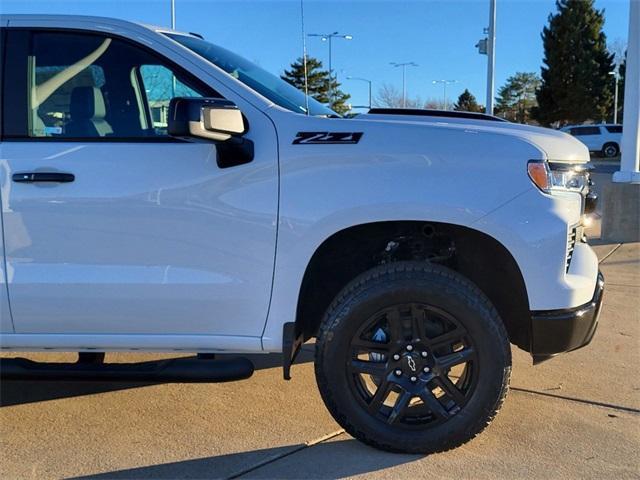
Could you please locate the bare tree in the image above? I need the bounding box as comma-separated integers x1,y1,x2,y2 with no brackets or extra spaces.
423,98,447,110
374,83,422,108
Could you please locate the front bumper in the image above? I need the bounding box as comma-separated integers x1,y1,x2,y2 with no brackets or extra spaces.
530,271,605,364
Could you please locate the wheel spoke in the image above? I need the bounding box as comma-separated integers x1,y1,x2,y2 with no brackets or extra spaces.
435,347,475,370
426,327,467,350
367,379,393,414
386,309,403,343
433,375,466,406
351,337,391,353
410,304,424,340
387,389,413,424
349,359,387,377
418,387,450,419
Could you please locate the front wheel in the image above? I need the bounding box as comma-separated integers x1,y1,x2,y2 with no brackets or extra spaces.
602,142,619,158
315,262,511,454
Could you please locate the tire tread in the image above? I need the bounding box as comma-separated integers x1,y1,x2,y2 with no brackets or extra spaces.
315,261,511,454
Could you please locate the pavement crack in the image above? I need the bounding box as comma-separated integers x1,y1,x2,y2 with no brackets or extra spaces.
227,429,345,479
605,282,640,288
511,386,640,414
598,243,623,264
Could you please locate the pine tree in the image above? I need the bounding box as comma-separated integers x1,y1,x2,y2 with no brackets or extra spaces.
495,72,541,123
534,0,614,126
453,89,483,113
281,56,351,115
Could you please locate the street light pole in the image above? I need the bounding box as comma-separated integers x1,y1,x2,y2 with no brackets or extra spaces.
486,0,497,114
402,65,406,107
610,71,619,124
328,35,332,89
390,62,418,108
443,82,447,110
346,76,373,109
432,80,458,110
308,32,353,106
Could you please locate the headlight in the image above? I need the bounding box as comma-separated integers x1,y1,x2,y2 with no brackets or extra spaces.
527,160,590,194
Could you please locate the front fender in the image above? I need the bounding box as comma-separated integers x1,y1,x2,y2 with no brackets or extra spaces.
260,117,542,350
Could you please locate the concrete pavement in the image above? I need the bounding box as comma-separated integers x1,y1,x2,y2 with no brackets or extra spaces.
1,243,638,479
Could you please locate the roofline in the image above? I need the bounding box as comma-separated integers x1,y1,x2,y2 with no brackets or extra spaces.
0,13,198,38
0,13,274,112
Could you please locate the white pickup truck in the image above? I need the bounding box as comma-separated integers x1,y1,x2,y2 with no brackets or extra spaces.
0,15,604,454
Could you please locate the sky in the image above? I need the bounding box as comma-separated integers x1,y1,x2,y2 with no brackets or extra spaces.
1,0,631,110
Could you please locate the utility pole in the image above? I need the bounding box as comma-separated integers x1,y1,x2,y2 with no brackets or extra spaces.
602,0,639,243
390,62,418,108
614,0,639,183
486,0,496,114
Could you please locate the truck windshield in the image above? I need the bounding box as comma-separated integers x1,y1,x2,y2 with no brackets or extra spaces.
164,33,338,117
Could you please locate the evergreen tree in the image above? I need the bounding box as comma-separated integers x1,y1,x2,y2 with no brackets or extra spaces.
534,0,614,126
495,72,541,123
281,56,351,115
453,89,483,113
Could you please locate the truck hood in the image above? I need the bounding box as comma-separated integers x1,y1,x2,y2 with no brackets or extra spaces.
353,112,590,164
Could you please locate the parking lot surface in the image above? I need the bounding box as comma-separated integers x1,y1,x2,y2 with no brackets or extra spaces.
1,241,637,479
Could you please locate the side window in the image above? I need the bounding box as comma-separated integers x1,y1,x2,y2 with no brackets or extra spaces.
139,65,202,135
605,125,622,133
27,31,216,139
571,126,601,136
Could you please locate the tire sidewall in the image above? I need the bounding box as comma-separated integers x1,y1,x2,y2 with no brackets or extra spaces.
316,266,511,452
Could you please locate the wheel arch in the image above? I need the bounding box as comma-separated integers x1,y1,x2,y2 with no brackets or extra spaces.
294,220,531,352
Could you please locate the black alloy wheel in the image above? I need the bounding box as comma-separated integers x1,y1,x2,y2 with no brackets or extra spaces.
315,261,511,454
348,303,478,428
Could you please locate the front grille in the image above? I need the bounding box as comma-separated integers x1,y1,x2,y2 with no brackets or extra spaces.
566,227,578,272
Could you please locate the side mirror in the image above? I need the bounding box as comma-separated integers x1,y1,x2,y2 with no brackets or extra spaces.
168,97,247,142
168,97,253,168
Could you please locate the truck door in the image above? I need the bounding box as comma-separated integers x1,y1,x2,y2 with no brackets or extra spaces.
0,29,278,340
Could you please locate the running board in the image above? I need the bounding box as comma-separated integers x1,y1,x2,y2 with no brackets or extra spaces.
0,356,254,383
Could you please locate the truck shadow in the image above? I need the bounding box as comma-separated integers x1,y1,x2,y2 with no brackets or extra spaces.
71,438,420,479
0,347,315,407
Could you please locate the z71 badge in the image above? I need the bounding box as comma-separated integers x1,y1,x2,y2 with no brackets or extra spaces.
292,132,363,145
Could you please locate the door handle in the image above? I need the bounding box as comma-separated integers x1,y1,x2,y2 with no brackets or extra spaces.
12,172,75,183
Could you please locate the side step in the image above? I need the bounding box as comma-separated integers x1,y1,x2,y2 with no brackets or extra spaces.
0,356,254,383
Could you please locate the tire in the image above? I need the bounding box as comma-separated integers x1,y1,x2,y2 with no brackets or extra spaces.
314,261,511,454
602,142,619,158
